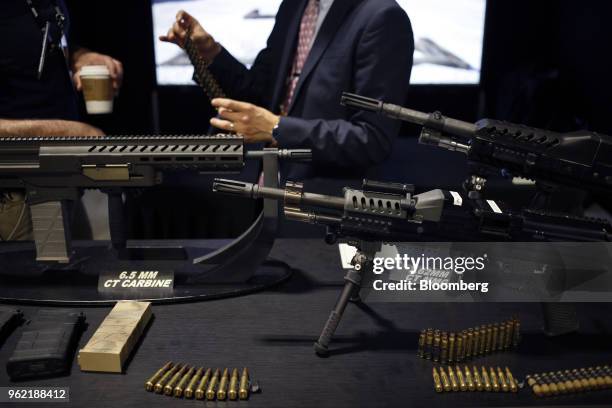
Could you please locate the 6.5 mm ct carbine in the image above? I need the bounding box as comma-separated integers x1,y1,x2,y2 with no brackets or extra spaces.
0,134,310,263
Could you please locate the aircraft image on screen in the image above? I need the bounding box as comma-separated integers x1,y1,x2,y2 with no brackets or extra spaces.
153,0,485,85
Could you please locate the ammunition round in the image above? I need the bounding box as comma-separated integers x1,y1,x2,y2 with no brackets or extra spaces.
195,368,212,400
217,368,229,400
229,368,239,400
174,366,195,398
184,367,204,399
145,361,173,392
433,367,444,393
154,363,181,394
206,369,220,400
239,367,250,400
165,365,189,396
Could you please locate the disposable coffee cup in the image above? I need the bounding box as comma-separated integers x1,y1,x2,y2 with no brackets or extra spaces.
79,65,114,114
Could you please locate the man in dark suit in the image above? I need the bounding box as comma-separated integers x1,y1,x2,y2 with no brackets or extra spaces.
161,0,413,179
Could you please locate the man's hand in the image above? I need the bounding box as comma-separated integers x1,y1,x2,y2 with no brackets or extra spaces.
159,10,221,62
72,49,123,92
210,98,280,145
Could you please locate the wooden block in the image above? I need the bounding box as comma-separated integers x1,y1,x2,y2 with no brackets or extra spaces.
78,301,152,373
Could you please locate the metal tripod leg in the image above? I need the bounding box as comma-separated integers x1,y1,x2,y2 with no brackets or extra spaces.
313,267,363,356
313,241,380,356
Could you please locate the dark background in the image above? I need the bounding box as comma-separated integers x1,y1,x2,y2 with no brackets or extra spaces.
64,0,612,238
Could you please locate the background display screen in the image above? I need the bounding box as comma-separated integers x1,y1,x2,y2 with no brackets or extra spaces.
152,0,486,85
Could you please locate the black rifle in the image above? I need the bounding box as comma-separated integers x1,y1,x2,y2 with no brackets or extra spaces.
213,178,611,354
342,92,612,337
0,135,310,263
341,93,612,196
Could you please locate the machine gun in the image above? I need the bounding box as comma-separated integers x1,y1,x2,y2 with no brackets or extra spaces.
342,92,612,337
0,134,310,263
340,92,612,197
213,178,611,354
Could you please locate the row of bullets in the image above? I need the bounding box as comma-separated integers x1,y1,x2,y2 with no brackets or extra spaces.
433,366,518,393
145,362,253,401
418,318,520,364
526,366,612,397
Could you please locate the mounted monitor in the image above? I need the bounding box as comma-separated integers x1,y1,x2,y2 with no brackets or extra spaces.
152,0,486,85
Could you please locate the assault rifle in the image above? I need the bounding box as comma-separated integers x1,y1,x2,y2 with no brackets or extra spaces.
342,92,612,336
0,134,310,263
213,178,611,354
341,93,612,196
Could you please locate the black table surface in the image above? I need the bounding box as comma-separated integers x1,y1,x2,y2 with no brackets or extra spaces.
0,239,611,408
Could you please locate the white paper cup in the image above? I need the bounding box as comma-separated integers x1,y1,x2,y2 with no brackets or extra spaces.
79,65,114,114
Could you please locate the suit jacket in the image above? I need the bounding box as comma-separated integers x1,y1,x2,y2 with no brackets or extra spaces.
209,0,414,179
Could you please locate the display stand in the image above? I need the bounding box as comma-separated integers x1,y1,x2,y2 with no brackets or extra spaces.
0,149,290,305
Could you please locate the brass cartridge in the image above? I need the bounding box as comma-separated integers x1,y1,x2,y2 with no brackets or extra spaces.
217,368,229,400
504,320,513,349
425,329,434,360
491,323,499,352
239,367,250,400
448,366,459,392
206,368,220,400
531,375,549,397
498,324,506,351
472,366,483,391
433,367,444,393
511,318,520,348
154,363,181,394
472,327,481,357
164,365,189,395
433,330,441,363
489,366,500,392
465,329,473,359
417,329,426,358
440,332,449,365
603,365,612,387
145,362,173,392
541,373,559,395
478,326,487,355
481,366,491,391
557,370,574,393
229,368,239,400
505,367,518,393
195,368,212,400
496,367,508,392
464,365,475,391
448,333,456,364
485,325,493,354
184,367,204,399
439,366,452,392
456,365,467,391
551,373,567,394
174,366,195,397
456,332,465,362
566,370,584,392
581,368,598,390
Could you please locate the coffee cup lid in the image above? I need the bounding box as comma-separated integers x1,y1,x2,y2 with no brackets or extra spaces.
80,65,110,76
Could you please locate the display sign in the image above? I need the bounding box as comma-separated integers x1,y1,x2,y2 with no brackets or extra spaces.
98,270,175,294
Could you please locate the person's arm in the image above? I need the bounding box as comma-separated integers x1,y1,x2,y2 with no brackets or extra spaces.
210,7,414,167
273,7,414,167
160,7,289,107
0,119,104,137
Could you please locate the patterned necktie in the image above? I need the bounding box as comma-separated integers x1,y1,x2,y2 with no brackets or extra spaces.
280,0,320,115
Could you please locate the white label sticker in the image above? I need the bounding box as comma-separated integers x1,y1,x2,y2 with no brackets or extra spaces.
487,200,503,214
450,191,463,206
